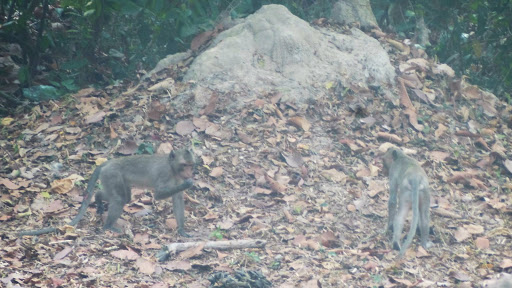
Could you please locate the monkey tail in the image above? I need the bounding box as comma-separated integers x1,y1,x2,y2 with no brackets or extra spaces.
18,165,103,236
400,179,420,256
69,165,102,226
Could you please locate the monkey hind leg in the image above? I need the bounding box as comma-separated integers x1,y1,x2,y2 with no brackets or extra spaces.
392,203,409,251
419,190,431,249
95,191,105,215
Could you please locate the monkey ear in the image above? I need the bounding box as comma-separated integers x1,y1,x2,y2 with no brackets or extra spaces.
392,149,398,159
169,150,176,160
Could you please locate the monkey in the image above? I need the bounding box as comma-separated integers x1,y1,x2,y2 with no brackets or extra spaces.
18,148,195,237
382,147,431,256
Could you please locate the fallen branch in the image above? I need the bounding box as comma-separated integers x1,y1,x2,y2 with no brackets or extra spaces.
157,239,266,262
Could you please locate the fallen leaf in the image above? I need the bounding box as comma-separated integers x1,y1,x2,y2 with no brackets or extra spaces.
85,111,106,124
500,259,512,269
199,92,219,116
454,227,471,242
281,151,303,168
162,260,192,271
178,243,205,259
0,178,20,190
475,237,490,249
210,167,223,178
50,178,74,194
176,120,195,136
288,116,311,131
435,124,448,138
135,258,156,275
464,224,484,235
377,132,402,144
54,246,73,261
110,249,140,260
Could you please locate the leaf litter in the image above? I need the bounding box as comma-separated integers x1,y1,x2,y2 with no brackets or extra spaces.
0,31,511,288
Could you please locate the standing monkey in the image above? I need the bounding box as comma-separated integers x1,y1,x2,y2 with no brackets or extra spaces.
19,148,196,237
382,148,431,256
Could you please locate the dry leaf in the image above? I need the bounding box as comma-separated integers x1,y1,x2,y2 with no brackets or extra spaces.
464,224,484,235
110,249,140,260
435,124,448,138
135,258,156,275
54,246,73,261
175,120,195,136
179,243,205,259
210,167,223,178
288,116,311,131
264,174,286,193
377,132,402,144
50,178,74,194
199,92,219,116
85,111,106,124
0,178,20,190
475,237,490,249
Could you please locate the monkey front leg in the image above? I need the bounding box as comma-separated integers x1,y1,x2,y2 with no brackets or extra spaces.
154,179,194,200
172,192,190,237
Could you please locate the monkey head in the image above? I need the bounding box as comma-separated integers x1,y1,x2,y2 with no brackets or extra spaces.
169,148,196,179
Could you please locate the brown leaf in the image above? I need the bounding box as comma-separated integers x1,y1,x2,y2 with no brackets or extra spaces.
455,130,480,138
135,258,156,275
377,132,402,143
428,151,450,162
283,209,295,223
236,129,253,144
178,243,205,260
281,151,303,168
0,178,20,190
50,178,74,194
316,231,339,248
464,224,484,235
54,246,73,261
454,227,471,242
176,120,195,136
191,30,214,51
450,271,471,282
210,167,223,178
162,260,192,271
300,278,320,288
109,125,118,139
500,259,512,269
433,207,462,219
147,100,166,120
199,92,219,116
192,117,212,131
117,140,138,155
435,124,448,138
110,249,140,260
85,111,106,124
264,174,286,193
390,276,414,287
475,237,490,249
288,116,311,131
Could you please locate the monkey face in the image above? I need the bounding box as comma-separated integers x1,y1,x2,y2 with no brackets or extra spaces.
180,164,194,179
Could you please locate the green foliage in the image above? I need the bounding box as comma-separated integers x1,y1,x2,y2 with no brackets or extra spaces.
371,0,512,102
210,227,225,240
136,142,154,155
244,251,261,263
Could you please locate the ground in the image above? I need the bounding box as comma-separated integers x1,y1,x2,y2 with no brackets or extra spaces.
1,38,512,288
